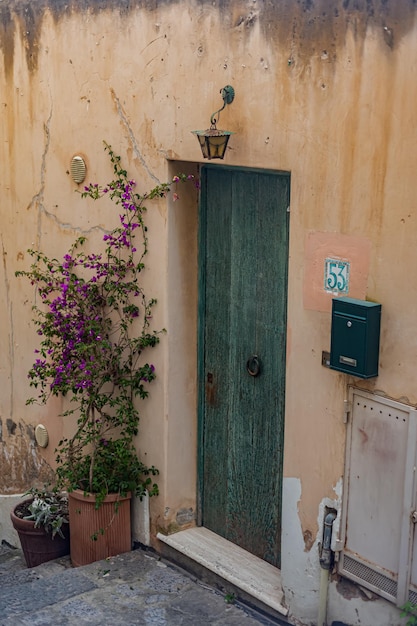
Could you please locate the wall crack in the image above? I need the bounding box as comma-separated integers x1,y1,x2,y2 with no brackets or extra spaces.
25,106,52,249
110,87,160,185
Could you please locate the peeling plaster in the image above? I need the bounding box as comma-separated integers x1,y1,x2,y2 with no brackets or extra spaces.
318,477,343,553
280,478,337,623
281,477,322,622
282,477,404,625
0,419,54,493
175,507,195,526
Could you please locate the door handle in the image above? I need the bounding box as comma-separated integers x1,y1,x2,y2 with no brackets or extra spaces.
246,355,261,377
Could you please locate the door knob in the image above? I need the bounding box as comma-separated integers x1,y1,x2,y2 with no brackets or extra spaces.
246,355,261,377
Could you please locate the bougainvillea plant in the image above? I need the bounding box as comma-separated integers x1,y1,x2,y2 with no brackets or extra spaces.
16,142,197,506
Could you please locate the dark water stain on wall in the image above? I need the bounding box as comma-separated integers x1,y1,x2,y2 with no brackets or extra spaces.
6,418,16,436
258,0,417,65
1,0,416,74
15,3,41,72
0,5,15,81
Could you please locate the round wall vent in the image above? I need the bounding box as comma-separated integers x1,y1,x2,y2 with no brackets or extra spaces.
35,424,49,448
70,155,87,184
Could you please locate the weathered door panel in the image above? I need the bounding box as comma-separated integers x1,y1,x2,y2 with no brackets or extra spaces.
199,166,289,567
339,388,417,606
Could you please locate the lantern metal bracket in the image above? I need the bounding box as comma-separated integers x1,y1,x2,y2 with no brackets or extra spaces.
210,85,235,126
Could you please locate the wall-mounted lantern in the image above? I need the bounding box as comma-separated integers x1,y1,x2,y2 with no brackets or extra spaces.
192,85,235,159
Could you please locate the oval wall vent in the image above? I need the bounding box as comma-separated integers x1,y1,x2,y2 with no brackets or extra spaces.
35,424,49,448
70,155,87,184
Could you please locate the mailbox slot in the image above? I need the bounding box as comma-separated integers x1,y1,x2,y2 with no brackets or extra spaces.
330,298,381,379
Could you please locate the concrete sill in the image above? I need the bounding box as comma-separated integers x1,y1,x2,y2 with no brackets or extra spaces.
157,526,288,617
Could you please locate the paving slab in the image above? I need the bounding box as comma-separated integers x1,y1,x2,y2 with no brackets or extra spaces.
0,542,283,625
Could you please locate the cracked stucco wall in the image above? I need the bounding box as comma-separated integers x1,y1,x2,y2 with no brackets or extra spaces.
1,1,417,624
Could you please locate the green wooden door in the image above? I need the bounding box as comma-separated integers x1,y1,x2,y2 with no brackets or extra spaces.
198,166,290,568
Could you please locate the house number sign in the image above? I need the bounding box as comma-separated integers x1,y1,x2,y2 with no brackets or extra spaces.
324,258,350,294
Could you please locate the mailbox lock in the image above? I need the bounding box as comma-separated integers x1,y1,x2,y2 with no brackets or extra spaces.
347,321,352,327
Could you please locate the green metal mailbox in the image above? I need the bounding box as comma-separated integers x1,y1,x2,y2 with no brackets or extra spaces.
330,297,381,378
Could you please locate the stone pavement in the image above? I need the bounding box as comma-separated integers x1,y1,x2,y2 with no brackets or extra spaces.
0,541,285,625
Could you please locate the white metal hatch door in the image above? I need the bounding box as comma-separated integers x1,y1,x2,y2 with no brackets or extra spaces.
338,387,417,606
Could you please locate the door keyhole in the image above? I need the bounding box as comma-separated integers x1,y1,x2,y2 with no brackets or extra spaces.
206,372,216,405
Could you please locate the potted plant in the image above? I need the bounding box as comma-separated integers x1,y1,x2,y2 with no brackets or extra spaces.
10,487,70,567
17,143,197,566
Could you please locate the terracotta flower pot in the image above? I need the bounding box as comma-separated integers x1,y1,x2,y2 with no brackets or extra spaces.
10,501,70,568
68,490,132,567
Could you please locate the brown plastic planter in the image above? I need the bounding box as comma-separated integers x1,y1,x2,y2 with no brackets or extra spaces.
10,501,70,568
68,490,132,567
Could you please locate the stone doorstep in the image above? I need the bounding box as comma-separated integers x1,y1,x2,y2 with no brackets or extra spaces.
157,526,288,618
